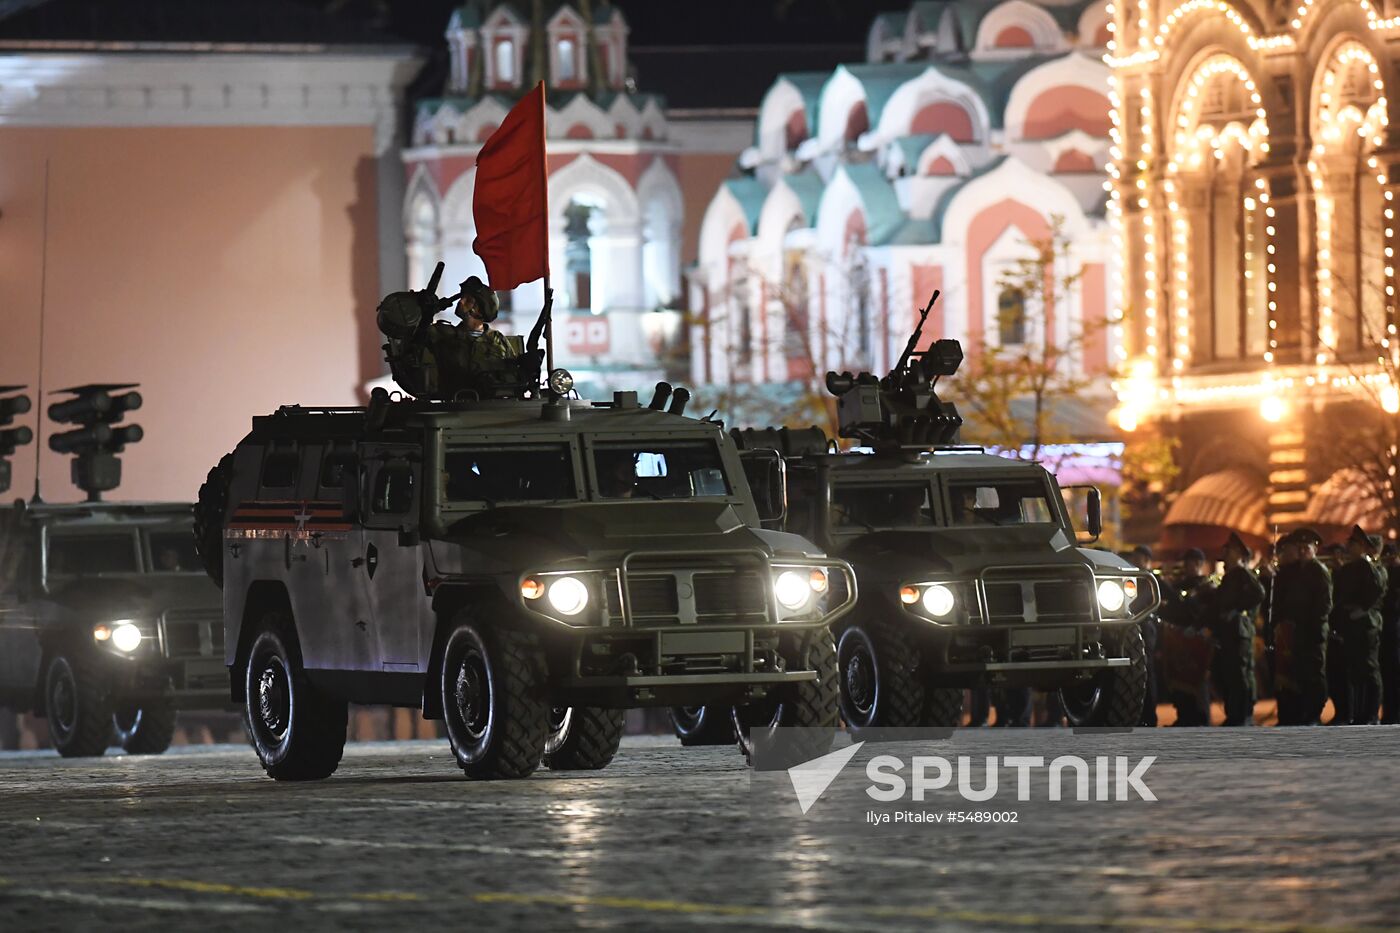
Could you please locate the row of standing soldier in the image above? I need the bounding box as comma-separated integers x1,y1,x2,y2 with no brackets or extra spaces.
1139,525,1399,726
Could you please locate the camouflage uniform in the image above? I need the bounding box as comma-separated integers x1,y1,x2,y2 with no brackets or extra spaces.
1274,557,1333,725
1210,565,1265,726
423,322,520,397
1334,554,1386,724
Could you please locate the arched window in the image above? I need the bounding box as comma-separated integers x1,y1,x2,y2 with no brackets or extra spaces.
564,199,597,312
495,39,515,84
557,38,577,81
998,288,1027,345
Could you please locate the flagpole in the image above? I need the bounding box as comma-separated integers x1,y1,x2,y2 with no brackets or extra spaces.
539,81,554,377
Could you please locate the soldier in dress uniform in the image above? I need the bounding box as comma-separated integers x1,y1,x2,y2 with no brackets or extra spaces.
1380,542,1400,724
1210,532,1266,726
1334,525,1387,724
1162,548,1216,726
1323,542,1352,724
1273,528,1333,725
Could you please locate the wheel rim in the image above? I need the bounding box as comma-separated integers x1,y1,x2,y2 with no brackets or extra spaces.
48,660,77,742
672,706,705,733
1060,682,1101,723
544,707,572,756
253,654,292,744
842,642,878,723
114,706,142,737
452,647,491,742
732,698,783,751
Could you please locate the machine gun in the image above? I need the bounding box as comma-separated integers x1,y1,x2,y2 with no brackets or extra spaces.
375,262,560,402
824,290,964,450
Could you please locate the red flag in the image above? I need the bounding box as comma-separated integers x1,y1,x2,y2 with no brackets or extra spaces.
472,82,549,290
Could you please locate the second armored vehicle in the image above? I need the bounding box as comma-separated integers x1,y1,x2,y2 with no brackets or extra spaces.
686,306,1159,734
0,385,228,756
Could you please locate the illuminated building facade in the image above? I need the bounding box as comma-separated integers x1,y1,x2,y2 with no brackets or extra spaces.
692,0,1121,423
1110,0,1400,547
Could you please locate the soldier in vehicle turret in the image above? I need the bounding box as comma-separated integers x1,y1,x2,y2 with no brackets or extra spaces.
379,273,530,401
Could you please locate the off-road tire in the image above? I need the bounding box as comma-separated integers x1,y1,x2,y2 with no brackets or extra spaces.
734,633,840,768
44,654,113,758
837,620,925,737
543,707,625,770
194,452,234,589
243,614,347,780
668,706,735,746
923,687,965,728
113,698,178,755
440,616,549,780
1061,626,1148,728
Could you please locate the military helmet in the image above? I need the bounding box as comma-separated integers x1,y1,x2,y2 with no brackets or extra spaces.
460,276,501,323
376,291,424,339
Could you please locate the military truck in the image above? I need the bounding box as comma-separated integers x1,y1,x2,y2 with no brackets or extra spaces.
0,385,227,756
195,269,855,781
678,302,1159,735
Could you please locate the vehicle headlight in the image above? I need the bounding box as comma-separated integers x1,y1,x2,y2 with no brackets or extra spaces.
774,570,812,611
546,576,589,616
921,584,956,618
1097,579,1126,613
110,622,143,653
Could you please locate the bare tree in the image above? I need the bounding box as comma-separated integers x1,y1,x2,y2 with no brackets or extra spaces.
948,215,1102,463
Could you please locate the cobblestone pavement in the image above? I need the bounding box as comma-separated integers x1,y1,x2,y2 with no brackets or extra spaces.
2,727,1398,932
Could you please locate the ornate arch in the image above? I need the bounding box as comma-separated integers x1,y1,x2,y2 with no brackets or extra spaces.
547,153,640,230
1307,37,1393,364
973,0,1065,54
874,66,990,144
1163,51,1272,372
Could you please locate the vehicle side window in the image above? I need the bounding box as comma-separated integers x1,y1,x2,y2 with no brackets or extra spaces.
372,466,415,515
831,484,932,529
946,480,1054,526
319,451,357,489
785,467,821,538
261,451,299,489
47,534,140,576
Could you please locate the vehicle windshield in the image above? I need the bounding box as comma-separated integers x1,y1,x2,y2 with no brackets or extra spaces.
47,533,140,576
147,530,201,573
592,440,730,500
831,482,933,530
444,445,577,505
945,478,1057,527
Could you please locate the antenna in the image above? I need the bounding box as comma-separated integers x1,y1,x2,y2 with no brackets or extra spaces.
32,159,50,504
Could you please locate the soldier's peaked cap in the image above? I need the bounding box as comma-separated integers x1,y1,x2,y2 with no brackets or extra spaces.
1292,527,1324,548
1222,532,1251,557
1349,524,1384,551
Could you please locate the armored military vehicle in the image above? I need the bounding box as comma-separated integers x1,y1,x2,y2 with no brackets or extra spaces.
0,386,227,756
195,268,855,781
680,299,1158,734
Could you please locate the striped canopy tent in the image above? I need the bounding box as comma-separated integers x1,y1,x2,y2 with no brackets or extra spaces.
1158,469,1269,562
1301,469,1387,537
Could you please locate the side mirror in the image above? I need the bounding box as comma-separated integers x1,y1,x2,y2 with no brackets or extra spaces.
1061,484,1103,544
1086,487,1102,540
738,449,787,525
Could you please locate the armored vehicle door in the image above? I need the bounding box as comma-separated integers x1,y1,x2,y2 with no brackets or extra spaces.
0,511,38,698
357,443,426,673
